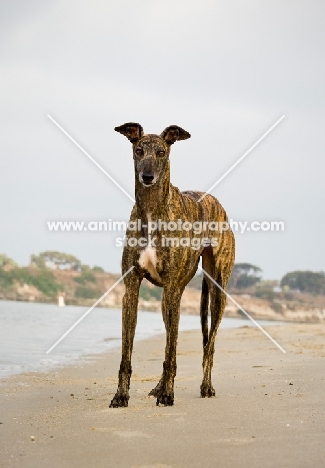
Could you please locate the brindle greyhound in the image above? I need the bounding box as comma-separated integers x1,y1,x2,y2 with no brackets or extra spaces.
109,123,235,407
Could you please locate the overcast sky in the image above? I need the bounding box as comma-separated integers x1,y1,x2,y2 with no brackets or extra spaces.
1,0,324,279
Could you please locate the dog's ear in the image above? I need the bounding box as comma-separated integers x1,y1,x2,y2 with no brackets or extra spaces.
115,123,143,143
160,125,191,145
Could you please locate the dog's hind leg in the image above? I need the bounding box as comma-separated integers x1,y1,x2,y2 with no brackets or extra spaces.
200,270,227,398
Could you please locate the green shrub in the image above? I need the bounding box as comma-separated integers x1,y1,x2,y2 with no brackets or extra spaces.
237,309,246,317
255,288,275,301
0,267,61,297
74,270,96,284
139,283,162,301
31,271,61,296
281,270,325,295
75,286,100,299
0,268,14,288
0,254,17,268
271,302,283,313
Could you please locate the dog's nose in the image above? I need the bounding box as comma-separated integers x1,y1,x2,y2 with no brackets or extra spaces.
142,173,154,184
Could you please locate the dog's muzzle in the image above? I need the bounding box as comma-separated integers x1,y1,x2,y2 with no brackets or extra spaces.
140,172,156,186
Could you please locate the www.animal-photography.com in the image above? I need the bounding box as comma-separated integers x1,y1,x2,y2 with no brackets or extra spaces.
1,2,324,467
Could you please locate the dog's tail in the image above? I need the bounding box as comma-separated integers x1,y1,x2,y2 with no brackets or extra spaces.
200,276,209,347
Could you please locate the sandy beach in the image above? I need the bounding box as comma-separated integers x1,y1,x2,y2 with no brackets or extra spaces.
1,322,324,468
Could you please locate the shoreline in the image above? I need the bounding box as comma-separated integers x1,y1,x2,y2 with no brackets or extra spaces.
1,323,324,467
1,297,323,324
0,301,284,380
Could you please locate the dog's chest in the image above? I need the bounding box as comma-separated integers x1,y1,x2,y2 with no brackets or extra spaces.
138,246,161,282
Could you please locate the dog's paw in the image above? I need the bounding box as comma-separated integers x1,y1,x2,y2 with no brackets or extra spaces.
200,383,216,398
156,390,174,406
109,392,129,408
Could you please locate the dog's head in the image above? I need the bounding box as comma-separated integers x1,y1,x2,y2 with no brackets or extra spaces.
115,123,190,187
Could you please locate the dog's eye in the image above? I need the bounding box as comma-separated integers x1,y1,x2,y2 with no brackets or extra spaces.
135,148,143,156
157,151,165,157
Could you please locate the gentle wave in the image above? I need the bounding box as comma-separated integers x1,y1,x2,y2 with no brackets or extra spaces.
0,300,277,378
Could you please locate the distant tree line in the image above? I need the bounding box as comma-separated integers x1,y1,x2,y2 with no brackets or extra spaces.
30,251,105,273
280,271,325,295
1,252,324,300
0,252,107,301
189,263,325,296
31,251,82,270
227,263,262,289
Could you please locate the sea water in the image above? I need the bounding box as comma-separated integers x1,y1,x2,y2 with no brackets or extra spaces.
0,300,277,378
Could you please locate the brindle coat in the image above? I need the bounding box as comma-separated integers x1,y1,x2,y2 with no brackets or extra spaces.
109,123,235,407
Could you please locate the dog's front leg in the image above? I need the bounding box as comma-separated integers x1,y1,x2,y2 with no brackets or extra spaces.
110,272,141,408
155,286,182,406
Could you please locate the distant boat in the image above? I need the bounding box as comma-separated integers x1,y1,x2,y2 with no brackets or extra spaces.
58,295,65,307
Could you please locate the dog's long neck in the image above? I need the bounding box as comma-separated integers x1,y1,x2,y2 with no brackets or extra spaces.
135,163,171,222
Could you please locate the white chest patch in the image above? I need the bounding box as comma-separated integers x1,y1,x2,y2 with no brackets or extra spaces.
138,246,161,282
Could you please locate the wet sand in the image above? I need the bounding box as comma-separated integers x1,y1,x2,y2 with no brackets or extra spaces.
1,322,324,467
